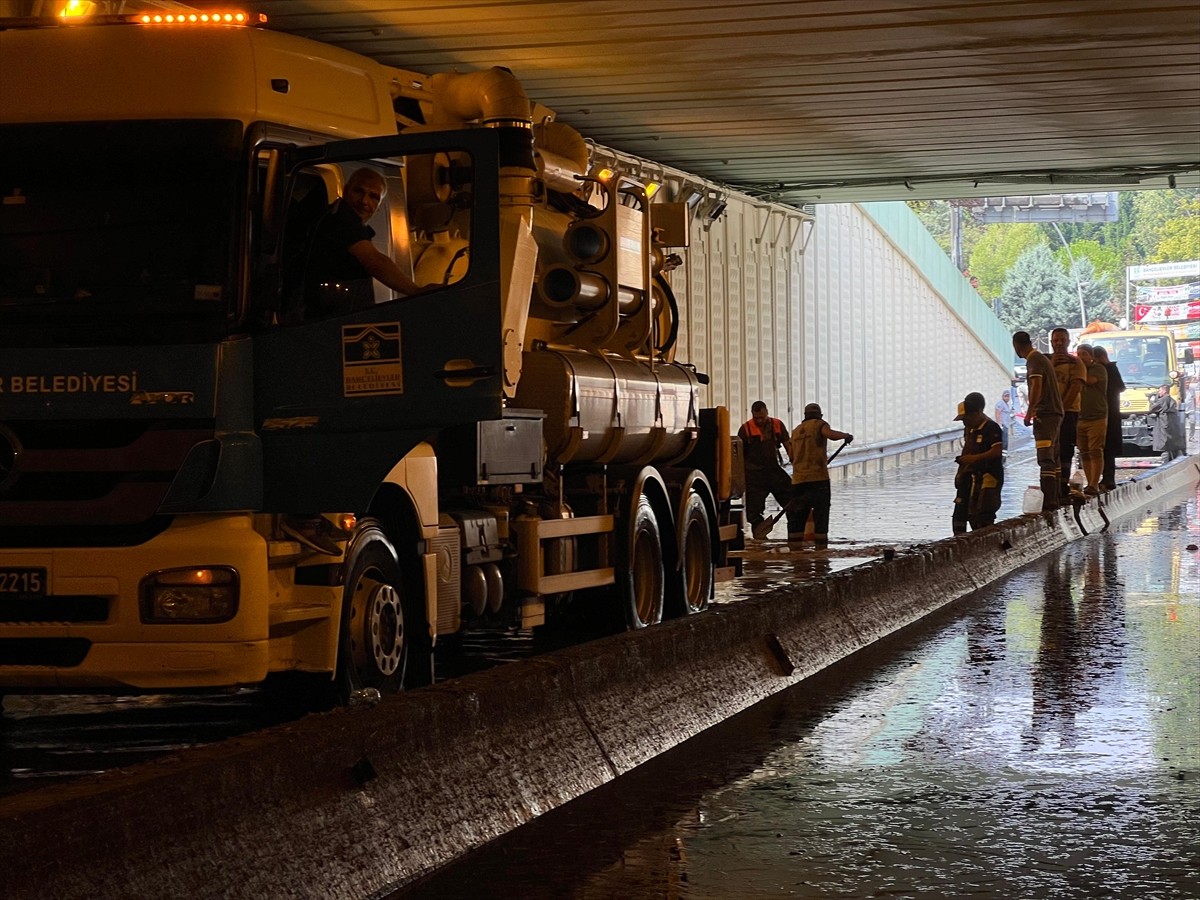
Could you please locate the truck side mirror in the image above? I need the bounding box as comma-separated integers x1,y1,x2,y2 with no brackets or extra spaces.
1185,348,1195,365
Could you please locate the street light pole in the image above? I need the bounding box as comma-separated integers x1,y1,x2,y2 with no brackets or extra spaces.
1051,223,1087,329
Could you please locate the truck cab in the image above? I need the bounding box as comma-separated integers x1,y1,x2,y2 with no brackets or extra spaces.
1086,329,1193,455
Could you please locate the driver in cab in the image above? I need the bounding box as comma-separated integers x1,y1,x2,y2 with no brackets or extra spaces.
300,167,423,320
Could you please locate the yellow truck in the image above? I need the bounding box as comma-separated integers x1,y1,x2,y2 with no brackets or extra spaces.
1084,328,1194,456
0,10,739,705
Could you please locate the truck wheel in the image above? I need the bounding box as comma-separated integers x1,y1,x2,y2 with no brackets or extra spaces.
672,489,713,616
334,521,410,703
619,494,665,629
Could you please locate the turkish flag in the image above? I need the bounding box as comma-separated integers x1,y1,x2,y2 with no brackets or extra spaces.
1134,305,1151,322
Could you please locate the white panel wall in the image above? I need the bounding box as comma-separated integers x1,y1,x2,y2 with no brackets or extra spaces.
671,198,1010,444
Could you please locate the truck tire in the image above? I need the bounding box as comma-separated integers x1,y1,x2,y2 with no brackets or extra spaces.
619,493,665,629
671,489,713,616
333,520,413,703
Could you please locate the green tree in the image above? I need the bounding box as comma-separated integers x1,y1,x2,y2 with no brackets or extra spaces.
1152,197,1200,262
1064,256,1119,325
968,223,1046,303
1046,193,1136,251
1129,189,1200,261
907,199,987,270
998,244,1076,343
908,200,950,254
1052,239,1123,317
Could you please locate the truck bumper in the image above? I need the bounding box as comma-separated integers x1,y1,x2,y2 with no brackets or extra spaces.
0,514,272,691
1120,416,1156,455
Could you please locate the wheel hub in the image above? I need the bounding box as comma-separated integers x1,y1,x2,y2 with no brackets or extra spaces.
353,582,404,677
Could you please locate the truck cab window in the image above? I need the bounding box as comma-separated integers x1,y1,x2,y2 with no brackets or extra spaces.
273,152,474,326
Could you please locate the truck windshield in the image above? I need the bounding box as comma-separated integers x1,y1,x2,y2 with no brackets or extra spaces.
1090,334,1172,387
0,120,241,347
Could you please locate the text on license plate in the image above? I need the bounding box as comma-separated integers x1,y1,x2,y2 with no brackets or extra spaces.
0,568,47,597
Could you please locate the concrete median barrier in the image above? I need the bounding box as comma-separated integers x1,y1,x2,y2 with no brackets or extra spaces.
1,459,1196,899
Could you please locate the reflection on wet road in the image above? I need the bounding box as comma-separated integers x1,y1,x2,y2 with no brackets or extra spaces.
732,432,1045,583
399,487,1199,899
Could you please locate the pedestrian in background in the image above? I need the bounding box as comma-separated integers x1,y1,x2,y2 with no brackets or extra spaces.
1049,327,1086,497
952,392,1004,533
1075,344,1108,495
1149,384,1186,461
1185,376,1198,443
1014,330,1063,508
738,401,797,537
994,389,1016,452
789,403,853,546
1091,345,1125,490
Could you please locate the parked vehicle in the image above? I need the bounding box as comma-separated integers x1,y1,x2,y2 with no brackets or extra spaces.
1086,329,1194,456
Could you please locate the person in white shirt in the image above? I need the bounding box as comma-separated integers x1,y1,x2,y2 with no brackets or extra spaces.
994,389,1016,451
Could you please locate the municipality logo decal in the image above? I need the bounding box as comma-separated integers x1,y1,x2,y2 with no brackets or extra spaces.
342,323,403,396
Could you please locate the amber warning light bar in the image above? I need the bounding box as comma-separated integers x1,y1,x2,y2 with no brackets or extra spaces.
134,11,265,26
0,6,267,28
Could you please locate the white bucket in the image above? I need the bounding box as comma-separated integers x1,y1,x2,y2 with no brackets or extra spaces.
1022,485,1043,514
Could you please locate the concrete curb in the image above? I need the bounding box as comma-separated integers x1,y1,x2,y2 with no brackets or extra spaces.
2,459,1197,899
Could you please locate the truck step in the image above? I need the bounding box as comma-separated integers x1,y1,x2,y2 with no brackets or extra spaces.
269,604,332,627
267,539,317,567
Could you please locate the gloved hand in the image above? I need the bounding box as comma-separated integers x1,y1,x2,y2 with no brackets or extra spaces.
844,434,854,444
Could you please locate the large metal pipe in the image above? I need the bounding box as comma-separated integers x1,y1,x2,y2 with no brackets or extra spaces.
426,67,535,171
533,120,589,193
539,265,643,314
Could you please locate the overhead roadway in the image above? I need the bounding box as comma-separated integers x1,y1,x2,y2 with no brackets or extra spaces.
13,1,1200,205
209,0,1200,206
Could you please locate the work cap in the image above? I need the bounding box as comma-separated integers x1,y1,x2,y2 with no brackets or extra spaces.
953,391,986,421
804,402,822,418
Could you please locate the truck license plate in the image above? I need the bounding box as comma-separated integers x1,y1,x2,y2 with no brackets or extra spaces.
0,567,47,599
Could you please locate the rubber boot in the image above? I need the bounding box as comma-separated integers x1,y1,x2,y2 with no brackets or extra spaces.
1040,472,1060,510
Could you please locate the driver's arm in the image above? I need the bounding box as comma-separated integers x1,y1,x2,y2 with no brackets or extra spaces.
349,240,423,296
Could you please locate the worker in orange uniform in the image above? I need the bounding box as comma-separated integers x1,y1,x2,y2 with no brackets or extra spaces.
738,401,797,538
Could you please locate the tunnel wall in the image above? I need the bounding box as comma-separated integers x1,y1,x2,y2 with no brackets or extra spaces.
666,196,1012,449
1,460,1196,899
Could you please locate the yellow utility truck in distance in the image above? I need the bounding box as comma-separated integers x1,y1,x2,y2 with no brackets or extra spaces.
1085,328,1194,456
0,12,739,706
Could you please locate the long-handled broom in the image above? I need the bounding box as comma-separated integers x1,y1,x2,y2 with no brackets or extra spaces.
751,439,850,540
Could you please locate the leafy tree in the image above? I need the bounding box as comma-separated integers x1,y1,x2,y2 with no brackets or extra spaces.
968,223,1046,303
1064,256,1119,324
1046,193,1137,251
998,244,1076,343
907,199,987,269
1052,239,1123,314
1152,197,1200,262
1130,190,1199,261
908,200,950,254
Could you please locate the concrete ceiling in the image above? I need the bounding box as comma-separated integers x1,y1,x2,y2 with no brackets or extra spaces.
71,1,1200,204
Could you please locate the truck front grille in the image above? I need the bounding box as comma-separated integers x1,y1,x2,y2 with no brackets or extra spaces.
0,419,213,532
0,596,109,624
0,638,91,667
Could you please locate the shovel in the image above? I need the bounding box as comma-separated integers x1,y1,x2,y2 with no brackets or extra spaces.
751,439,850,540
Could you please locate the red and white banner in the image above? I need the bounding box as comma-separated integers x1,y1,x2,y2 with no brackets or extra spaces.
1134,300,1200,323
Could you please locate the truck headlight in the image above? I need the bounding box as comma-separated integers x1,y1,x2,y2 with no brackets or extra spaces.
140,567,238,623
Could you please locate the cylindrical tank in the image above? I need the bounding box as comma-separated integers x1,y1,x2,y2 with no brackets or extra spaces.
514,348,699,465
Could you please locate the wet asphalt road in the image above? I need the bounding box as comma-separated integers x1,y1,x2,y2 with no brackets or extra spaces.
397,485,1200,899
